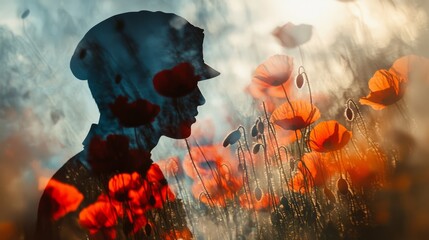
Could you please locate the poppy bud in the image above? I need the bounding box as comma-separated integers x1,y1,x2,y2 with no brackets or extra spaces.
337,178,349,195
257,120,265,134
296,74,305,89
251,121,259,137
280,196,292,213
254,187,263,201
324,187,336,203
21,9,30,19
223,129,241,147
271,211,282,225
252,143,262,154
345,107,354,121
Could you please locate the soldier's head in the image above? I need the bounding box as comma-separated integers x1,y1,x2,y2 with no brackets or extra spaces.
70,11,219,139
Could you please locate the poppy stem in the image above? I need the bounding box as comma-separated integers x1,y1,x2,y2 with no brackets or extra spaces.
347,99,385,181
238,143,260,231
238,126,259,189
184,140,224,219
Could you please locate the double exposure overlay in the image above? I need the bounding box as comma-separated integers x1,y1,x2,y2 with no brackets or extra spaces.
2,1,429,240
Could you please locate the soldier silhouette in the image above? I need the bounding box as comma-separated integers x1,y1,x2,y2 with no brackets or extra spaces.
36,10,219,239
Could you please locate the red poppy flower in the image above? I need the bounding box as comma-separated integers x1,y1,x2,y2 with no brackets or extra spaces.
153,62,201,98
95,193,148,236
41,179,84,220
109,96,160,127
272,22,313,48
239,192,279,211
162,228,193,240
108,172,141,201
359,69,406,110
128,164,175,212
309,120,352,152
78,201,119,240
252,55,294,86
289,152,335,192
87,135,152,174
271,100,320,131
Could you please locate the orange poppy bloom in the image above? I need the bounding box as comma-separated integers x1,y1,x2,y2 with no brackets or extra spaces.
252,55,294,86
289,152,335,192
191,173,243,207
359,69,406,110
156,156,182,178
271,100,320,131
246,76,294,99
343,150,384,188
162,228,193,240
309,120,352,152
390,55,429,83
239,192,279,211
42,179,84,220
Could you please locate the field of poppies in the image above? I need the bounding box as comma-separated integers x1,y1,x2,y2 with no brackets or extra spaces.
175,53,428,239
34,15,429,240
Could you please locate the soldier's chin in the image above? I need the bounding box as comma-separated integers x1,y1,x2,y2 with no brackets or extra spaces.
166,120,193,139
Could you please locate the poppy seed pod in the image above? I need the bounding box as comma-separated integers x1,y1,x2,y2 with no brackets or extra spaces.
254,187,263,201
223,129,242,147
337,178,349,195
345,107,354,121
251,120,259,137
252,143,262,154
257,120,265,134
280,196,292,213
296,74,305,89
324,187,336,203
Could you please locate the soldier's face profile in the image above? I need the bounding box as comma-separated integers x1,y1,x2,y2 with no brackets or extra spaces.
152,85,206,139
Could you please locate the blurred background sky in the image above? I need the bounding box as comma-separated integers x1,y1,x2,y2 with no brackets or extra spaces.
1,0,428,238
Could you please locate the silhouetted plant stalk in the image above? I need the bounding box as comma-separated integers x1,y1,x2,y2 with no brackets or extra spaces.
194,141,230,208
237,143,260,233
171,171,195,234
236,126,260,193
184,139,230,239
346,99,385,180
225,126,261,235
